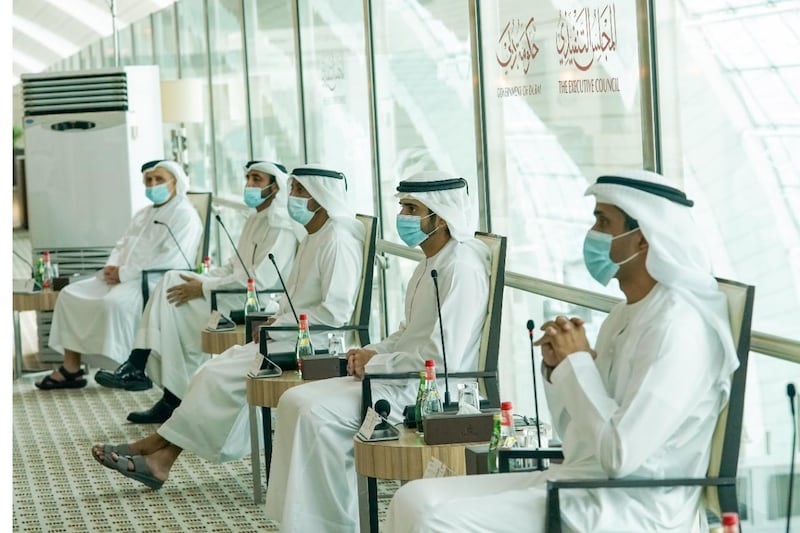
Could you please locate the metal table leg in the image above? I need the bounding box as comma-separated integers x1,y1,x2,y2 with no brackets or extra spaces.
263,406,272,483
249,405,262,504
13,310,23,379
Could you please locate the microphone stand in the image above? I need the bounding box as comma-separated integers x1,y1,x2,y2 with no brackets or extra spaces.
788,383,797,533
527,319,542,449
13,250,41,289
215,214,253,280
430,269,451,408
153,220,192,269
268,253,298,323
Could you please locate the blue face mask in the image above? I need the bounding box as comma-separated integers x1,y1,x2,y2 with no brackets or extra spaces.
145,183,171,204
287,196,319,225
582,228,641,286
396,213,436,248
244,185,273,208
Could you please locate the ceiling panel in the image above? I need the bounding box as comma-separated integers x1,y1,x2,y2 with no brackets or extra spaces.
12,0,176,82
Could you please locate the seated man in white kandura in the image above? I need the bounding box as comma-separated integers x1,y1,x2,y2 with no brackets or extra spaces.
94,160,299,424
90,164,364,489
38,160,203,390
386,170,739,533
265,171,491,533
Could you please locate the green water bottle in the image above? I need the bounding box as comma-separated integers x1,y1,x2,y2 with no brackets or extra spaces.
487,412,502,473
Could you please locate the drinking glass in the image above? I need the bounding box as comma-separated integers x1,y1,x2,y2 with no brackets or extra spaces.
327,332,346,356
457,382,480,413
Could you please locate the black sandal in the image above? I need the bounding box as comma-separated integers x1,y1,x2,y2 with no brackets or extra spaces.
35,365,88,390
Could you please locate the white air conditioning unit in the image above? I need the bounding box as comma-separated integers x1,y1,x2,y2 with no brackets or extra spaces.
22,65,164,253
22,65,164,364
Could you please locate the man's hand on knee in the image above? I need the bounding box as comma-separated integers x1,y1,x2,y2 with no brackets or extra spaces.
103,265,121,285
166,274,204,306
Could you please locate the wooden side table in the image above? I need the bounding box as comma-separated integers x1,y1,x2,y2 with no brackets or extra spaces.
200,325,245,354
12,290,60,378
245,373,306,503
353,427,487,532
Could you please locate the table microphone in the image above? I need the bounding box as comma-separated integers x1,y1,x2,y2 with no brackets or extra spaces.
268,253,298,323
527,319,542,449
374,399,392,430
430,269,451,408
153,220,192,269
787,382,797,533
13,250,40,288
215,214,253,280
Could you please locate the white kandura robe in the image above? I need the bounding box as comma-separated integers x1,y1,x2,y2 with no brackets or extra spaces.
157,217,364,462
48,195,202,363
137,207,298,398
265,238,491,533
387,283,729,533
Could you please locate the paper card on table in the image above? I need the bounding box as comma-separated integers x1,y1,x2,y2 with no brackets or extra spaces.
205,310,222,331
423,457,450,479
13,279,34,292
248,350,264,376
356,407,380,441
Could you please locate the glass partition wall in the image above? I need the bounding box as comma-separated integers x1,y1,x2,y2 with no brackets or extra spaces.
39,1,800,527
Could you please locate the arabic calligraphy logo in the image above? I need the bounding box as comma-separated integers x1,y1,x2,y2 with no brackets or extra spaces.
320,55,345,92
556,4,618,72
496,17,539,75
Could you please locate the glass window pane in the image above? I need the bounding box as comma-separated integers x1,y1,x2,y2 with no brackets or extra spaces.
207,0,250,200
79,46,92,70
90,41,103,69
101,35,116,67
737,353,799,528
177,0,213,191
657,0,800,340
498,288,607,421
132,16,155,65
243,0,302,170
118,25,135,66
153,7,179,79
298,0,374,215
479,0,644,301
372,0,479,245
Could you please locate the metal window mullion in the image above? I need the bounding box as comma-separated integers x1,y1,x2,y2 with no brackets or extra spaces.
202,0,218,197
363,0,389,340
174,1,182,79
240,0,254,160
637,0,662,173
292,0,308,163
150,13,158,66
469,0,491,233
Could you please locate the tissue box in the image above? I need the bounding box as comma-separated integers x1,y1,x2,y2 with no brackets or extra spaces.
301,356,348,380
423,411,495,445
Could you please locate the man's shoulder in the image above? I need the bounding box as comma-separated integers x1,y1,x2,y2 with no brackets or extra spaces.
325,216,365,242
449,238,491,269
622,284,706,330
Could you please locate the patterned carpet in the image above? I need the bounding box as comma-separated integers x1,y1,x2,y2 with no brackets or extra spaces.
12,371,397,532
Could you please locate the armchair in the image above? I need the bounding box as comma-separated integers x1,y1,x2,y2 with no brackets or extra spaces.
141,191,212,308
497,278,755,532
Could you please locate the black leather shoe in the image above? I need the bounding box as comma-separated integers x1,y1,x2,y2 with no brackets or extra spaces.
95,361,153,391
127,398,175,424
